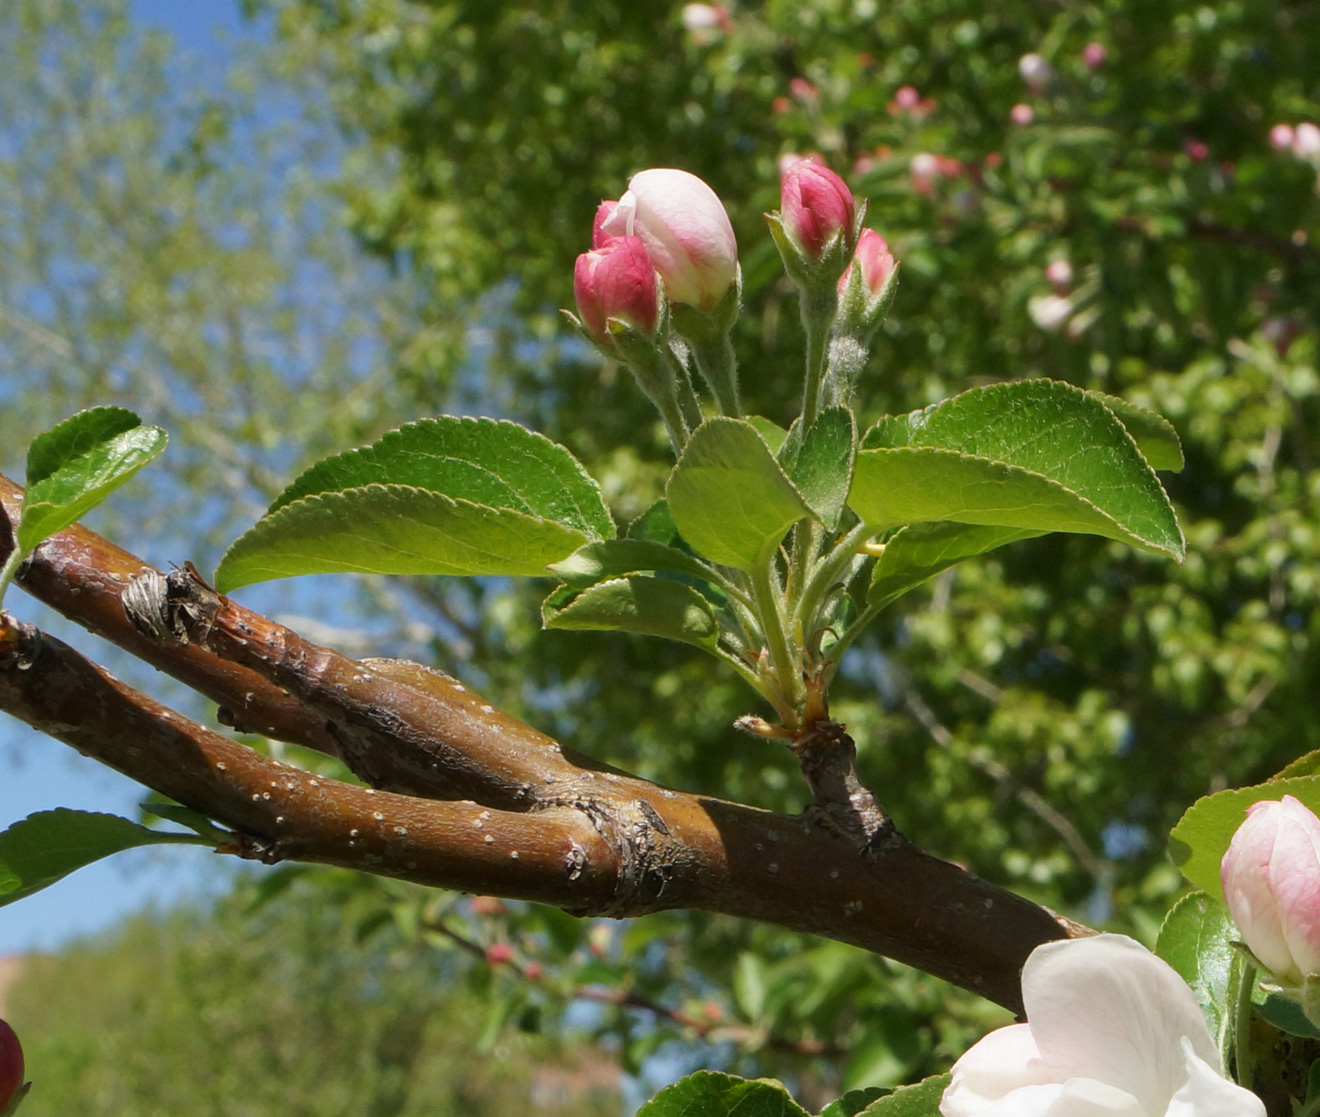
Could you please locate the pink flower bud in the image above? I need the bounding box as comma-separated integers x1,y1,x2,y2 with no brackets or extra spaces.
1010,103,1035,126
523,961,545,981
1082,42,1107,70
779,159,857,261
600,169,737,312
1222,795,1320,985
484,942,514,966
840,228,896,297
789,77,819,103
1269,123,1296,151
1045,258,1073,288
0,1018,23,1113
1184,138,1209,162
1018,53,1054,93
894,85,920,110
573,235,659,341
1294,122,1320,160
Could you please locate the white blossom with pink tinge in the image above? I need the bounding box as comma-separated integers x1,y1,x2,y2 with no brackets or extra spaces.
601,168,738,313
941,935,1264,1117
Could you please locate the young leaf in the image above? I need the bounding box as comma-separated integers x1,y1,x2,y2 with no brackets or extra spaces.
666,417,814,570
634,1071,811,1117
747,415,790,456
1169,775,1320,901
215,485,590,592
855,1074,951,1117
267,415,613,541
819,1087,890,1117
1086,391,1184,471
549,539,721,590
851,380,1183,559
17,406,168,554
0,808,210,908
627,499,681,545
1154,891,1235,1047
867,522,1046,609
790,406,856,531
541,576,719,649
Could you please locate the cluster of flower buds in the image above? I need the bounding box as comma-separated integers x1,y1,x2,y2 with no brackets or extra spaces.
568,168,741,439
569,159,899,439
0,1018,26,1116
1270,122,1320,169
1222,796,1320,1004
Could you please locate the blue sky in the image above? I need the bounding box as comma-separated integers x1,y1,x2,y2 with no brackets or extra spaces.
0,1,264,955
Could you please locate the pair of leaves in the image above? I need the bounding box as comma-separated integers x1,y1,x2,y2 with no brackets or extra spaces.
634,1070,950,1117
0,806,218,909
215,417,614,592
2,407,167,600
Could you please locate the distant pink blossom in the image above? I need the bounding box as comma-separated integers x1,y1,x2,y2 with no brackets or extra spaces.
1294,122,1320,160
1018,52,1053,93
1082,42,1107,70
1270,123,1296,151
894,85,920,110
1045,259,1073,288
1010,103,1035,126
680,4,731,33
1184,138,1209,161
789,77,819,103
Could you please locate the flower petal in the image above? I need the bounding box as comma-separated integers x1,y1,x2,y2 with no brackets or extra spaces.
1022,935,1218,1115
942,1024,1055,1117
1164,1039,1265,1117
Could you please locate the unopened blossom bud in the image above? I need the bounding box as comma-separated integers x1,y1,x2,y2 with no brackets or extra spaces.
0,1018,23,1114
894,85,920,110
680,4,729,34
484,942,514,966
1222,795,1320,986
1018,52,1053,93
1010,103,1034,126
1269,123,1296,151
600,169,737,313
840,228,895,298
1045,258,1073,288
1082,42,1107,70
573,235,659,342
1294,122,1320,161
779,159,857,261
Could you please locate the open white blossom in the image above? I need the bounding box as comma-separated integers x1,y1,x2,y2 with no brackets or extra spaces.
941,934,1265,1117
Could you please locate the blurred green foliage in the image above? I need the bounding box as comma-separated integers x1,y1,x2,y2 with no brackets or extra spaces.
4,0,1320,1101
3,877,620,1116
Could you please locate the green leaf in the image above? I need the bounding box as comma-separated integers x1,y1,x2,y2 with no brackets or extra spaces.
747,415,790,456
667,417,814,570
790,406,856,531
819,1087,890,1117
140,799,233,845
635,1071,810,1117
1169,775,1320,901
549,539,721,590
855,1074,951,1117
1154,891,1235,1045
1086,391,1184,471
215,484,589,592
0,809,210,908
1254,989,1320,1040
627,499,680,545
852,380,1183,559
867,522,1046,608
17,406,168,553
267,415,613,541
541,576,719,649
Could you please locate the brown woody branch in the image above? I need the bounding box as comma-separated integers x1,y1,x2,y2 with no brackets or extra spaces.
0,473,1090,1013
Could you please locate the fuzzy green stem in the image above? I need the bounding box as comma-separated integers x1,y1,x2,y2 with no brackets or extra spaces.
794,521,870,636
799,285,837,434
0,547,24,614
690,332,740,418
749,557,802,725
1230,955,1256,1090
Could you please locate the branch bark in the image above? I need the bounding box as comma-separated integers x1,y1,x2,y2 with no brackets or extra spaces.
0,472,1090,1013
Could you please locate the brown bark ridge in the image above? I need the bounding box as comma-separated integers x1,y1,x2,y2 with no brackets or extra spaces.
0,472,1089,1013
